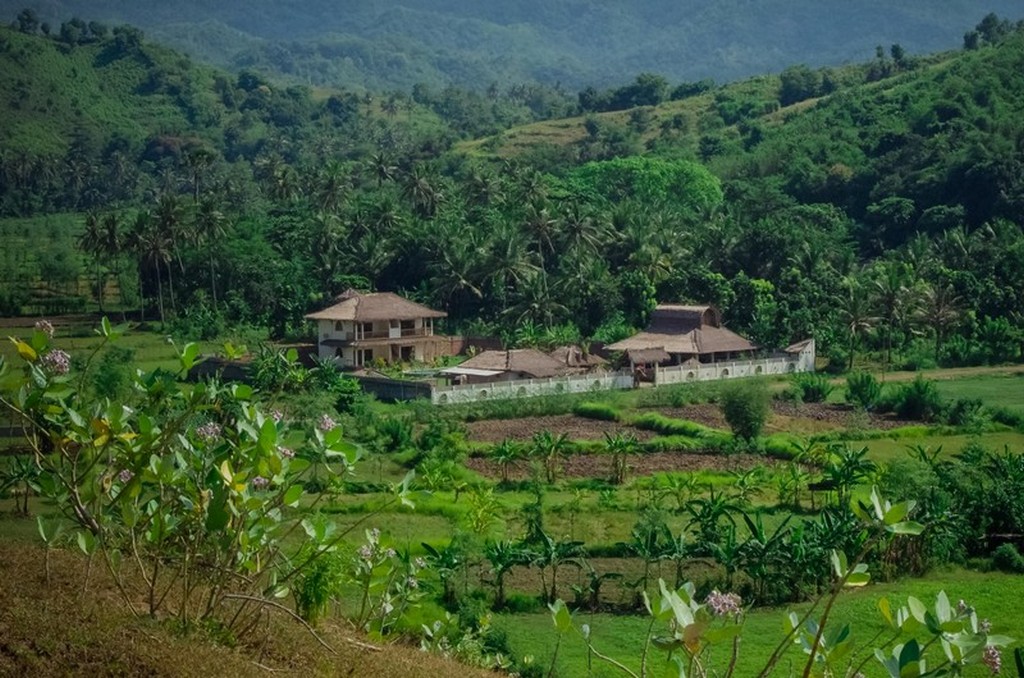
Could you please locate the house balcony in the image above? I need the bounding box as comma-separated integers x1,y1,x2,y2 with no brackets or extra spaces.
321,327,433,347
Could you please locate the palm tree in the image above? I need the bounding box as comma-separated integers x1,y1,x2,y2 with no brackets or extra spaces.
557,201,608,254
183,148,214,204
918,282,962,361
194,198,228,310
77,211,106,312
837,276,878,370
485,224,540,311
369,152,398,187
99,212,125,317
870,261,911,372
130,211,173,325
154,192,186,313
428,239,486,321
504,270,567,329
403,166,444,219
314,160,350,215
522,200,557,262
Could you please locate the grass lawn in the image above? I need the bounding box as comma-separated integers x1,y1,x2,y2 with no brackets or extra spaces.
853,431,1024,464
498,568,1023,677
932,372,1024,414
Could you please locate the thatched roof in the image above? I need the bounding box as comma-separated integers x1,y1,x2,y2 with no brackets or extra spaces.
305,289,446,322
549,345,607,369
607,304,756,355
453,349,568,379
624,348,671,364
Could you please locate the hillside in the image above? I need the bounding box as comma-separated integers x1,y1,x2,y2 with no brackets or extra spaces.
0,21,1021,375
3,1,1023,91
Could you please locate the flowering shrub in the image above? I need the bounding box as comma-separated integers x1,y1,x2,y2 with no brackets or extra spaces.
0,319,381,640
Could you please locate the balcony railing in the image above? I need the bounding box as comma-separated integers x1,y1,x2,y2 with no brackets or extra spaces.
324,328,431,342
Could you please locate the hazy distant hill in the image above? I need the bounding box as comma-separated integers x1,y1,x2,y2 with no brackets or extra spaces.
4,1,1023,91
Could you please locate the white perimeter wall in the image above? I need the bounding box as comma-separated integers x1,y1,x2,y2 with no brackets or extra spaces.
654,340,816,386
432,371,635,405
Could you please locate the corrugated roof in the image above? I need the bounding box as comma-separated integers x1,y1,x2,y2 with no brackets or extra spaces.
458,349,568,379
438,367,505,377
305,290,447,322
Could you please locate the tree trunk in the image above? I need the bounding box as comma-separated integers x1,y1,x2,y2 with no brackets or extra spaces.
155,267,165,326
208,251,218,311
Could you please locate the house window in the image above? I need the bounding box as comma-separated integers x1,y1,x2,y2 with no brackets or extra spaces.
334,321,344,332
355,349,374,366
361,322,373,337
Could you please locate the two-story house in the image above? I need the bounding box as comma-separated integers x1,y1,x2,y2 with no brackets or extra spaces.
306,289,449,368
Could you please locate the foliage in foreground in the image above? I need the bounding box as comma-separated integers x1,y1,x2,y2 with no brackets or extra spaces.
0,319,411,642
547,487,1010,677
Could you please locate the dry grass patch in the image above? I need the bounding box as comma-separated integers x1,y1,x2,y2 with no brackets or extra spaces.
0,539,493,677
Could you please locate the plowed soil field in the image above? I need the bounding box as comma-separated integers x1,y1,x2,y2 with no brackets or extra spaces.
465,450,776,480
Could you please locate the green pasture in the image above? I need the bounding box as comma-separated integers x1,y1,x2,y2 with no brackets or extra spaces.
498,568,1023,678
852,431,1024,464
932,372,1024,414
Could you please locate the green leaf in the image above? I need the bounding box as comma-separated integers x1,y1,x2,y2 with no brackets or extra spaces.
100,316,112,338
888,521,925,535
935,591,951,623
883,501,910,525
659,579,694,627
282,484,302,508
258,418,277,454
908,596,927,624
830,549,847,578
12,338,37,362
76,530,96,555
651,636,684,652
549,599,572,634
846,571,871,587
879,597,893,626
179,342,200,372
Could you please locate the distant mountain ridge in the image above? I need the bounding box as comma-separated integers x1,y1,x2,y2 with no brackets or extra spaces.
4,1,1023,91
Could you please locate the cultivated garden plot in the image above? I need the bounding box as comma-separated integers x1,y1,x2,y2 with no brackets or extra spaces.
3,327,1024,677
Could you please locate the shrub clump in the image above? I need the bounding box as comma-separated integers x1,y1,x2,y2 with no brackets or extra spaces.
573,401,621,421
992,543,1024,573
718,380,770,442
845,371,881,411
789,372,834,403
630,412,709,437
892,376,946,422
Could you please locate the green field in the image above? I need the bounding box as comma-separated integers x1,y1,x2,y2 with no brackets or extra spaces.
498,569,1024,677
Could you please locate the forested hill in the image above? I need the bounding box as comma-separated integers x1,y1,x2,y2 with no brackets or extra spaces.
4,0,1024,90
1,20,1022,372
